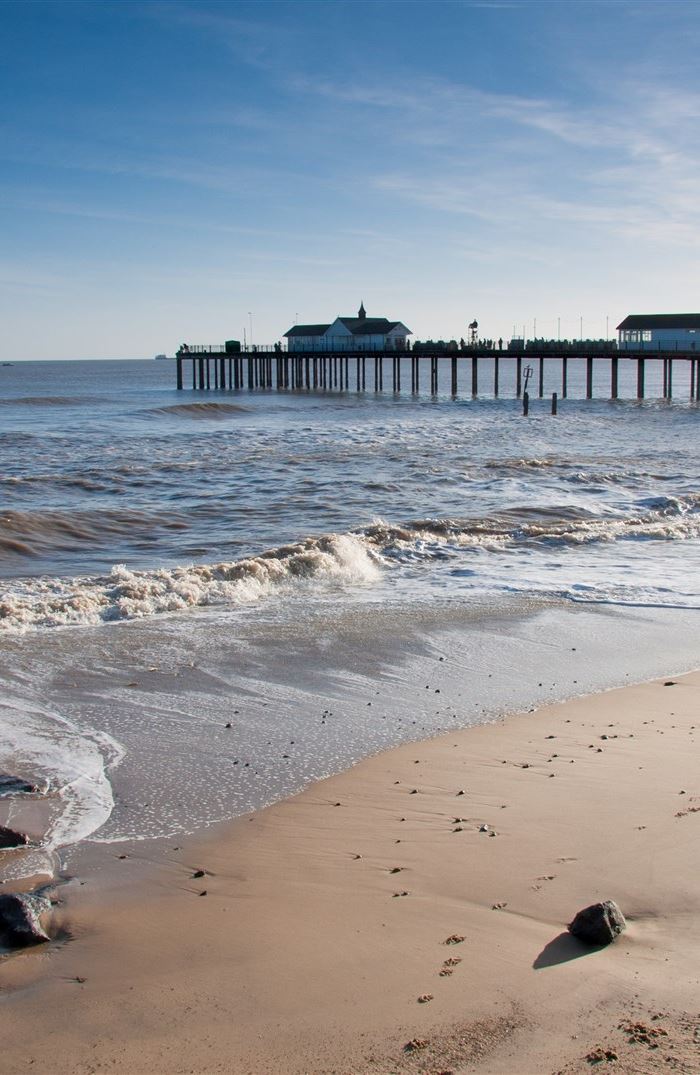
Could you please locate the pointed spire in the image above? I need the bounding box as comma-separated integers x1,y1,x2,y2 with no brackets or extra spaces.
358,300,366,320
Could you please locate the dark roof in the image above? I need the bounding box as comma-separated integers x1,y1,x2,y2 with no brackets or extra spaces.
617,313,700,331
284,324,330,337
337,317,409,336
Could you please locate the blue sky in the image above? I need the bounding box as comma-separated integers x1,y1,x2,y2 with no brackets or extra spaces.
3,0,700,358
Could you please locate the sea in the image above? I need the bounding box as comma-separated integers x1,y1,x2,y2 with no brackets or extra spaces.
0,357,698,888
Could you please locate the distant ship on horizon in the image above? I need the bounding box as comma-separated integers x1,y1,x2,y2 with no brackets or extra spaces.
154,353,170,360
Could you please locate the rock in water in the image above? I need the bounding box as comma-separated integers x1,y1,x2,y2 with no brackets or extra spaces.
0,893,51,947
568,900,626,945
0,825,30,849
0,774,38,797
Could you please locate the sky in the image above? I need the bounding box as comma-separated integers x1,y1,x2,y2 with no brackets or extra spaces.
3,0,700,359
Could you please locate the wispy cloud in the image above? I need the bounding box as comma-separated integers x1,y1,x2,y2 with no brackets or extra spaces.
292,68,700,249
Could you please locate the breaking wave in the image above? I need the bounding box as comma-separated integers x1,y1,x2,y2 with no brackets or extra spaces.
0,533,382,630
143,402,249,418
1,494,700,631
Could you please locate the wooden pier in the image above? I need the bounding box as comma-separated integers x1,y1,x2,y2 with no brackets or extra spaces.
174,346,700,402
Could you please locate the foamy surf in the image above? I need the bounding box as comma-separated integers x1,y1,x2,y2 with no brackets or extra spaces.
0,698,123,879
0,533,383,630
2,495,700,632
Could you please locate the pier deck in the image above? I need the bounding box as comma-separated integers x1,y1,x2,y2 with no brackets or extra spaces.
174,347,700,402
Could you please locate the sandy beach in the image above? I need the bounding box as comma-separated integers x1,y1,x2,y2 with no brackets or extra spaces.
2,671,699,1074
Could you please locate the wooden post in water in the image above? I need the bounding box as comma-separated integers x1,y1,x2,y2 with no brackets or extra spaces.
538,356,544,398
516,355,522,397
471,354,478,397
551,391,558,415
522,390,529,416
396,354,401,391
176,355,183,390
451,355,457,396
561,356,568,398
667,358,673,399
611,356,618,399
662,358,668,398
586,356,593,399
191,358,196,390
374,357,378,392
637,357,645,399
198,356,205,389
494,354,499,397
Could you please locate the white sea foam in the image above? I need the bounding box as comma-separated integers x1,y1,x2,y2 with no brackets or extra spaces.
0,699,122,859
2,497,700,631
0,533,383,631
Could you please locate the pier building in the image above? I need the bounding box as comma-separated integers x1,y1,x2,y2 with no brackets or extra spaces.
617,313,700,351
284,303,411,353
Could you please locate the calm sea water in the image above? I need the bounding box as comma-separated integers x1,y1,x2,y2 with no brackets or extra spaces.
1,358,698,883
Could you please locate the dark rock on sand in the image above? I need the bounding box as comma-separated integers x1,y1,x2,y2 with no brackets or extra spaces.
0,892,51,947
0,825,30,850
568,900,626,945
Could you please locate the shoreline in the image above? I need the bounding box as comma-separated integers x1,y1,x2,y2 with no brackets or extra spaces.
2,670,700,1073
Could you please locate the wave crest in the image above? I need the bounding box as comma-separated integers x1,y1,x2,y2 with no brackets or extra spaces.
2,495,699,632
0,534,381,630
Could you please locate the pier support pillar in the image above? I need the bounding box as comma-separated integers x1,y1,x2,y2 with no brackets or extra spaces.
176,356,183,390
586,356,593,399
637,358,645,399
516,356,522,397
493,355,499,397
562,356,568,398
451,356,457,396
611,356,618,399
471,354,478,397
538,356,544,398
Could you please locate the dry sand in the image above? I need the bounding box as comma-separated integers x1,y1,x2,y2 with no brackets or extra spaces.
2,673,700,1074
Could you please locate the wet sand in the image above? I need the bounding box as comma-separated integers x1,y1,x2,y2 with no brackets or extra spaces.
2,672,700,1074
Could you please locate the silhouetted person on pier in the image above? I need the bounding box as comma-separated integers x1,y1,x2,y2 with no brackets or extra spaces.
498,337,503,351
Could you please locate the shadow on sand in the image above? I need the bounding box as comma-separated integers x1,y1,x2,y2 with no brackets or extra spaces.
533,930,602,969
